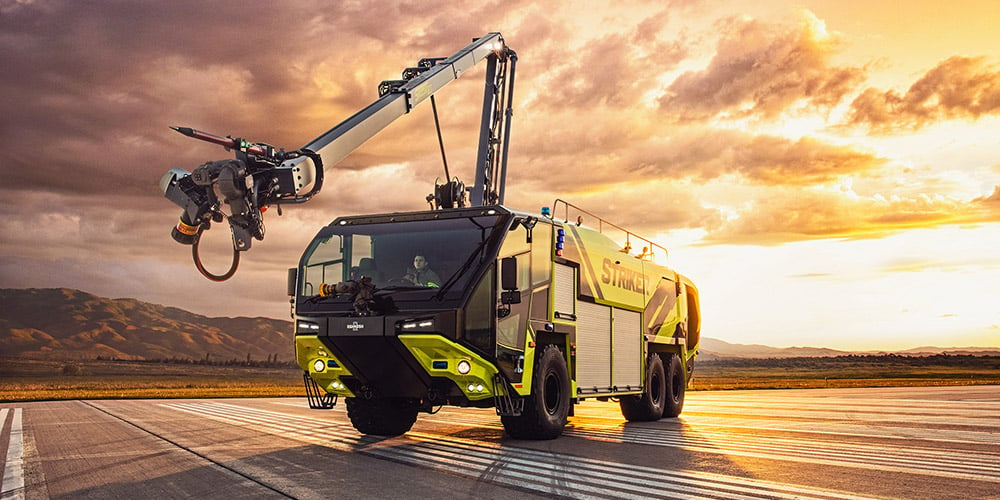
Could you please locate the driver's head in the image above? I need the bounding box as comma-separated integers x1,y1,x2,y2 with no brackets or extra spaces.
413,255,428,270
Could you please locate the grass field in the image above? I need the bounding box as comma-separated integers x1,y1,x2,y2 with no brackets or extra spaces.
693,355,1000,390
2,356,998,402
0,358,303,401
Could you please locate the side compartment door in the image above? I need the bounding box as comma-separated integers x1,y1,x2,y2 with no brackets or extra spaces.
576,300,611,393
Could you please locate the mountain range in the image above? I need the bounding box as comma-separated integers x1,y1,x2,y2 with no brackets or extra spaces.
1,288,996,361
0,288,293,361
696,337,1000,360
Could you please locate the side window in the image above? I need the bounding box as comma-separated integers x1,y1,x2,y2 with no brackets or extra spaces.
464,266,494,354
499,222,531,292
499,222,530,259
351,234,372,262
303,236,343,295
531,223,552,285
515,252,530,291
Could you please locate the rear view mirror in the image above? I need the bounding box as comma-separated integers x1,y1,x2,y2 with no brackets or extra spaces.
500,257,521,306
501,257,518,291
287,268,298,296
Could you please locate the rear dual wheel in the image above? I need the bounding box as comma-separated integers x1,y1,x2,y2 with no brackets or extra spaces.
620,353,685,421
662,354,685,417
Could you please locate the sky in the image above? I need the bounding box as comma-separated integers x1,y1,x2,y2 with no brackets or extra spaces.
1,0,999,351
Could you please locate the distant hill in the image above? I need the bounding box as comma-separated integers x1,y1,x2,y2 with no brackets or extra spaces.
697,338,850,359
697,337,1000,359
1,288,997,362
0,288,293,362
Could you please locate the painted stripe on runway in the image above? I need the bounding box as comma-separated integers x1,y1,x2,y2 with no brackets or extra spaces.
678,407,999,428
163,402,872,500
672,415,999,445
415,410,1000,482
560,426,1000,481
687,402,1000,414
265,399,1000,482
1,408,24,500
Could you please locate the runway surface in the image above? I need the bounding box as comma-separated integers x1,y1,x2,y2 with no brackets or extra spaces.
1,385,998,499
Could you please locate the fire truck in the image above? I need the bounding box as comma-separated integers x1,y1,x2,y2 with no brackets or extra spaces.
160,33,700,439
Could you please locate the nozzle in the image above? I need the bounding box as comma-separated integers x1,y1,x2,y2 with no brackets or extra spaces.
169,125,238,149
170,126,196,138
171,211,200,245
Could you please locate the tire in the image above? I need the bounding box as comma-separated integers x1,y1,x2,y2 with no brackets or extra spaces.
501,344,570,440
662,354,686,417
620,354,666,421
346,397,418,437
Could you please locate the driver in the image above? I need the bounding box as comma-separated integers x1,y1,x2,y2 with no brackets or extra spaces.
404,254,442,287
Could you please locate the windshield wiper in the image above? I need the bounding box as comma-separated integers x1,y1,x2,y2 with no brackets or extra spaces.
433,237,489,301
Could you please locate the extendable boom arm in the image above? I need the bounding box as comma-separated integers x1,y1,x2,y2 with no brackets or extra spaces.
161,33,516,281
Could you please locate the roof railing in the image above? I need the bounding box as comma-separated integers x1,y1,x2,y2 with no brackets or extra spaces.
550,199,668,262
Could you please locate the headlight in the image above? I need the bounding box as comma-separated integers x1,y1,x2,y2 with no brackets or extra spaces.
298,320,321,333
399,317,435,331
312,359,326,372
457,360,471,374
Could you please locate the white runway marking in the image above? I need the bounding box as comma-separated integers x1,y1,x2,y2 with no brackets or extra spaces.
1,408,24,500
270,395,1000,482
164,401,873,500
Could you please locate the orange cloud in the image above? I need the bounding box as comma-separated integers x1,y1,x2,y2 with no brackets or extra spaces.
703,185,1000,245
603,130,884,187
660,13,864,120
847,56,1000,132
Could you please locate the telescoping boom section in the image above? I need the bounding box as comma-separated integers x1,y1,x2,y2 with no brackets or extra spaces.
293,201,700,439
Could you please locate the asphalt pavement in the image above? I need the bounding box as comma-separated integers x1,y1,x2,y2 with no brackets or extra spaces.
1,385,998,499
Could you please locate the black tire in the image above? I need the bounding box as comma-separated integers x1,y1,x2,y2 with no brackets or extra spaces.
345,397,418,437
620,354,666,421
501,344,570,440
662,354,686,417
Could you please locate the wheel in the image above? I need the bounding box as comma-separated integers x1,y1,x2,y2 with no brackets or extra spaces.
345,397,418,436
620,353,666,421
501,344,570,440
662,354,686,417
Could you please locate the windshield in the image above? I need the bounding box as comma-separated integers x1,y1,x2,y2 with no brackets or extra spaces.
300,215,500,298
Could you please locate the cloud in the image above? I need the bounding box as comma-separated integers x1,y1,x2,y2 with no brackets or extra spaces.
532,21,687,109
659,11,865,121
847,56,1000,132
975,185,1000,206
508,178,724,239
512,125,886,194
703,185,1000,245
628,130,887,186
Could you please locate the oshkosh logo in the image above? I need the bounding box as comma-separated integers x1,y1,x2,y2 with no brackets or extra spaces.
347,321,364,331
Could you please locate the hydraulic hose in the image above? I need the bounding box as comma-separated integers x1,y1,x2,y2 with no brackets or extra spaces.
191,229,240,282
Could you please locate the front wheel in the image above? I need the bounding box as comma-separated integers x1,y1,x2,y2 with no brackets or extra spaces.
345,397,418,436
501,344,570,440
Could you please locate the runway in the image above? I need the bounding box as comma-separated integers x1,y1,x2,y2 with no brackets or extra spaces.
1,385,997,499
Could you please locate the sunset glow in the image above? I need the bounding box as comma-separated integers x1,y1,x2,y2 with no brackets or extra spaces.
1,0,998,351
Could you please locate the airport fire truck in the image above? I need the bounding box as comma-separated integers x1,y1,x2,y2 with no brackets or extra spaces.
160,33,701,439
